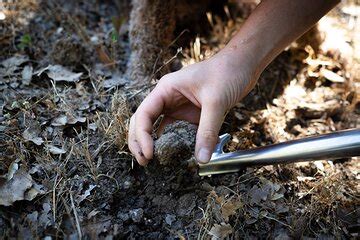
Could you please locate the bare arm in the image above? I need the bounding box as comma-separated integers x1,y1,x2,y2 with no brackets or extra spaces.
222,0,340,79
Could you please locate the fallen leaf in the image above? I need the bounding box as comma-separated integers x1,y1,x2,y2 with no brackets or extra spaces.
26,211,39,225
67,115,86,125
103,74,126,88
313,161,325,172
245,217,257,225
0,55,29,76
342,5,360,16
6,161,19,181
23,127,44,145
1,55,29,68
22,65,33,85
25,183,46,201
321,68,345,83
88,123,97,131
248,185,268,205
221,199,243,222
51,115,86,126
46,145,66,155
270,193,284,201
0,168,33,206
209,223,233,240
51,115,68,126
39,202,53,228
36,65,83,82
96,45,115,66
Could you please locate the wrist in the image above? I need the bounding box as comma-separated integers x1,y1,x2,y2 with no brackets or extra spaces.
213,46,260,85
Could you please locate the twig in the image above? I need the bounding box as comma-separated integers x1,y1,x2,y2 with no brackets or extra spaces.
69,191,82,239
152,47,182,78
52,174,58,222
263,215,293,229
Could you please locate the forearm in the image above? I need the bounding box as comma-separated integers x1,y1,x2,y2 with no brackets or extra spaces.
220,0,339,79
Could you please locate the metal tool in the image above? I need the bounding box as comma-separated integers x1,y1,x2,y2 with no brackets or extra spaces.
198,128,360,176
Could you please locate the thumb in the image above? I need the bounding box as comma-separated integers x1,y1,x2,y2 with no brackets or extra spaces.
195,103,225,164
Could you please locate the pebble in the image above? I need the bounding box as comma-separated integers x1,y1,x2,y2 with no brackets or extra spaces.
123,180,132,189
165,214,176,226
129,208,144,223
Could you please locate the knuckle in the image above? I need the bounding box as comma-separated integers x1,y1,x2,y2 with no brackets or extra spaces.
159,74,172,84
199,129,218,141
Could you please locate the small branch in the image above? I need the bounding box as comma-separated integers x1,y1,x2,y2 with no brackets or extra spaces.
70,191,82,239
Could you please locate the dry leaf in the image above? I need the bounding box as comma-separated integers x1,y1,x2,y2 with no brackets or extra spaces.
24,183,46,201
0,55,29,76
67,115,86,125
321,68,345,83
23,128,44,145
46,145,66,155
51,115,86,126
96,45,115,66
103,75,127,88
6,161,19,181
0,168,33,206
209,223,233,240
51,115,68,126
270,193,284,201
248,186,268,205
221,199,243,222
22,65,33,85
36,65,83,82
1,55,29,68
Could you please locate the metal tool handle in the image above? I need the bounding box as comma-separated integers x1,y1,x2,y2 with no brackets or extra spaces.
198,129,360,176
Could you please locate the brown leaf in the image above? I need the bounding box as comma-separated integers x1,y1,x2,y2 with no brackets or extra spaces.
221,199,243,222
96,45,115,66
209,223,233,240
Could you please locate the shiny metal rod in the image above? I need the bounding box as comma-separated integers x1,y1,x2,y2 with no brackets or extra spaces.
198,129,360,176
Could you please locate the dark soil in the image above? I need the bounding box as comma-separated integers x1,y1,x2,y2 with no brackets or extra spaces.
0,0,359,239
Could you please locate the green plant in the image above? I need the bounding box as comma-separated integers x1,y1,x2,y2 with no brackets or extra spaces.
17,34,32,50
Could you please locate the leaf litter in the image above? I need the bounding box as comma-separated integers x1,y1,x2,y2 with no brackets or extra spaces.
0,0,359,239
35,65,83,82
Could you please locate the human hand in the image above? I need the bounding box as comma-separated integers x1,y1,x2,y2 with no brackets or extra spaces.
128,0,339,166
128,51,258,166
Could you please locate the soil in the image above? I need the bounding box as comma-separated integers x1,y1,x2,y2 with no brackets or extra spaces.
0,0,359,239
154,120,197,166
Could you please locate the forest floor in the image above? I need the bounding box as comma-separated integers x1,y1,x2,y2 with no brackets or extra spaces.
0,0,359,239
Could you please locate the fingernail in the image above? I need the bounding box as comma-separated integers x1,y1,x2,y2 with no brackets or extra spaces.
197,148,211,163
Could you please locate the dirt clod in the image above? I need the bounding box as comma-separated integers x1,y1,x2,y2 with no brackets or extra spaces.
154,120,197,166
